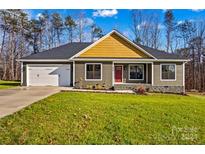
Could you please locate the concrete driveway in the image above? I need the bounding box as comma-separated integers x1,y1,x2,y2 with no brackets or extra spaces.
0,86,61,118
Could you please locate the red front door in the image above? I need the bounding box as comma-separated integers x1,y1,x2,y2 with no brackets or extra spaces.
115,66,123,83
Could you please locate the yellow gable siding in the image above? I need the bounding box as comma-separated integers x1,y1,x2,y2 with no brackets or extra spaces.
78,33,150,58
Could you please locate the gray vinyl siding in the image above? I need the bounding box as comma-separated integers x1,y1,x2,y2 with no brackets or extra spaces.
22,62,73,86
153,62,183,86
75,61,112,89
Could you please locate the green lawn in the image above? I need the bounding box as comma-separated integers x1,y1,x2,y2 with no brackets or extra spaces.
0,80,20,89
0,92,204,144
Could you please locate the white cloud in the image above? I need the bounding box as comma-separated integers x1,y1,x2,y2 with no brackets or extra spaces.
122,30,134,40
137,21,146,30
137,22,165,30
23,9,32,20
85,18,94,26
189,19,195,22
158,24,165,29
93,9,118,17
177,20,183,25
162,9,167,13
75,17,94,27
191,9,204,12
36,13,43,19
177,19,195,25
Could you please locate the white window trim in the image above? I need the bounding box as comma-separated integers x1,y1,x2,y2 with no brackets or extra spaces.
128,64,144,81
85,63,102,81
160,63,176,81
114,65,124,84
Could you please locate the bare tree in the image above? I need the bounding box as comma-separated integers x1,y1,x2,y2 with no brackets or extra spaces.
149,15,161,49
164,10,175,52
131,10,161,49
76,11,88,42
177,20,205,92
0,10,30,80
131,10,143,44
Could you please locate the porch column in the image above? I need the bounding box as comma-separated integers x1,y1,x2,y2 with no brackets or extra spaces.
151,62,154,85
146,63,148,84
112,61,114,86
182,62,185,93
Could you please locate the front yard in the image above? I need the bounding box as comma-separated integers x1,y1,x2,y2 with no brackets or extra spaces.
0,92,204,144
0,80,20,89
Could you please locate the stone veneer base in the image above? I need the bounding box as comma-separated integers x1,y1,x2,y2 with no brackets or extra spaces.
114,84,184,94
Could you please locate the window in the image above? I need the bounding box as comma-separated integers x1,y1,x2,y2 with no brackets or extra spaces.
85,63,102,80
161,64,176,81
129,64,144,80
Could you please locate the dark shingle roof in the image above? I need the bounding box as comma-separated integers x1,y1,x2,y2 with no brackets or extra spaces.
21,42,92,60
20,40,187,60
136,43,186,59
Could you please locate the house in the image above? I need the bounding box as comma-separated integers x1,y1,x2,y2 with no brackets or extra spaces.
19,30,189,93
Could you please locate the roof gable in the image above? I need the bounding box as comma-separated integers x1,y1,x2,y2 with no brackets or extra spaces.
19,30,188,62
75,30,155,59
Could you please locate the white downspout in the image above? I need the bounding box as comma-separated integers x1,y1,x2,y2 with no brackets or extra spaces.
73,61,75,87
151,62,154,86
112,61,114,87
21,62,23,86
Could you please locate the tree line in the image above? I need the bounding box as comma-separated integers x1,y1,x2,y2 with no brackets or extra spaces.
0,10,103,80
131,10,205,92
0,9,204,92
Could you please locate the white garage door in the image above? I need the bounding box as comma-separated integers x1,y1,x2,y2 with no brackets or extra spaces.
28,64,71,86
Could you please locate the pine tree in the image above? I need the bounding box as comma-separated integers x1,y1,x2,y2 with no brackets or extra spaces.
64,15,76,43
51,13,63,46
25,19,42,54
91,24,103,42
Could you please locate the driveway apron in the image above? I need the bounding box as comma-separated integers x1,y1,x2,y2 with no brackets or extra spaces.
0,87,61,118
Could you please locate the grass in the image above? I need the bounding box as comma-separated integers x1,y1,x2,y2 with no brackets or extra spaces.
0,80,20,89
0,92,204,144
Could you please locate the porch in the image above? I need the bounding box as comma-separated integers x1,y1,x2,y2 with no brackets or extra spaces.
112,62,153,90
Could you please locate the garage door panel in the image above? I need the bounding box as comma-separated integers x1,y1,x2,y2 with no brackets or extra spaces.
28,64,70,86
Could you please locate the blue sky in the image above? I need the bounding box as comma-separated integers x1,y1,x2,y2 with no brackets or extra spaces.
26,9,205,48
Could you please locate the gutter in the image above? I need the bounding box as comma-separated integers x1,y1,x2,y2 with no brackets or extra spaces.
72,58,190,62
17,58,190,63
17,59,70,62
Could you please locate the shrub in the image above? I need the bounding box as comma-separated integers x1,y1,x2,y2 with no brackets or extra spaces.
86,84,93,89
110,86,115,91
94,84,107,90
95,84,102,90
133,86,147,95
